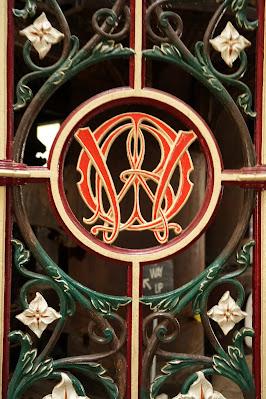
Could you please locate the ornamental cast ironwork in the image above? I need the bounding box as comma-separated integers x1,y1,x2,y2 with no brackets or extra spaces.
75,114,196,244
6,0,259,398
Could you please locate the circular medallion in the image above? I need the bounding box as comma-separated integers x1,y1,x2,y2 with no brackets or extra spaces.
49,88,222,262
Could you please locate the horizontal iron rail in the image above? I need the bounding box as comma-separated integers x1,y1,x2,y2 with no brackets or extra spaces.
1,161,266,188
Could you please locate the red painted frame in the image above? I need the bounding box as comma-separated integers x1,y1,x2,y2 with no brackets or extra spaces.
2,1,14,397
253,0,265,395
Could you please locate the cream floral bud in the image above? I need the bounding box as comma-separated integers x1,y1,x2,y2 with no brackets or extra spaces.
173,371,226,399
209,21,251,67
207,291,247,335
43,373,89,399
20,12,64,59
16,292,61,338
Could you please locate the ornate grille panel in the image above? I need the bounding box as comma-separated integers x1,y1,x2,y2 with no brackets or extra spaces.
0,0,264,398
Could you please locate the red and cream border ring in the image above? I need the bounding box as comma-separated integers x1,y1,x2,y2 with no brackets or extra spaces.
48,87,223,263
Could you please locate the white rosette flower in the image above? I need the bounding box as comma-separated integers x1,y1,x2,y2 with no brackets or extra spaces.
20,12,64,59
207,291,247,335
16,292,61,338
209,21,251,67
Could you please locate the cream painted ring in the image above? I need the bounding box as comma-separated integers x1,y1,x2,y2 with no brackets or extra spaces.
48,88,223,263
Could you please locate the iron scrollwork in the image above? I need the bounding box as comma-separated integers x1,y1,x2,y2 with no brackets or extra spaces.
141,241,254,398
9,0,258,398
13,0,133,110
140,1,257,395
11,0,133,397
8,239,130,399
145,0,257,117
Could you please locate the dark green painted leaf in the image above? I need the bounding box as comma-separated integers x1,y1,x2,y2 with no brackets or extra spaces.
13,83,33,111
231,0,258,30
13,0,40,18
88,290,131,313
140,290,180,312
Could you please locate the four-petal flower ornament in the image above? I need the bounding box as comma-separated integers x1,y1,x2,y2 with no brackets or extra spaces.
207,291,247,335
20,12,64,59
43,373,89,399
173,371,226,399
209,21,251,67
16,291,61,338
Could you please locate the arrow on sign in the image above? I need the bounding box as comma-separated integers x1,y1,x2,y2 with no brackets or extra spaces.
143,278,152,290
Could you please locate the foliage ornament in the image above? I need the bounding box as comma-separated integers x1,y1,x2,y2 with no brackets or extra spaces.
229,0,258,31
7,331,120,399
144,242,254,398
209,22,251,67
172,371,226,399
144,0,257,117
140,241,254,315
43,373,89,399
13,0,41,19
20,12,64,59
10,0,258,398
207,291,247,335
16,292,61,338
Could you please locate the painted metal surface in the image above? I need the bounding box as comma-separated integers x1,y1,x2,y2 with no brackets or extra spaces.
0,1,9,397
48,90,223,261
75,114,196,244
0,0,264,398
